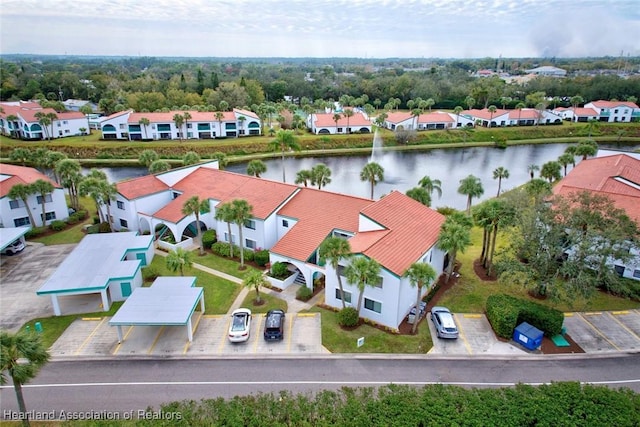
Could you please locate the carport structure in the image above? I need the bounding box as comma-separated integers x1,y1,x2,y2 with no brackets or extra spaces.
109,277,204,343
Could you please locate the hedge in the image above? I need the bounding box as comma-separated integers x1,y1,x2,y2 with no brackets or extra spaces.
486,294,564,339
201,229,217,249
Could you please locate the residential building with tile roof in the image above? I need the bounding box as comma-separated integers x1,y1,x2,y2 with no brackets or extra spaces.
310,111,372,134
0,101,89,140
0,163,69,227
552,153,640,281
109,162,447,329
584,100,640,123
100,109,261,140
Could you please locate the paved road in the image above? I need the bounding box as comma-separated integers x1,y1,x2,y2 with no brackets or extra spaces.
2,354,639,419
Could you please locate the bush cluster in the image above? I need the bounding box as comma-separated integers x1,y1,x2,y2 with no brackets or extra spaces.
142,266,160,282
201,229,217,249
254,249,270,267
211,242,237,257
98,222,112,233
270,262,290,280
296,286,313,301
486,294,564,338
337,307,359,327
24,227,46,239
49,220,66,231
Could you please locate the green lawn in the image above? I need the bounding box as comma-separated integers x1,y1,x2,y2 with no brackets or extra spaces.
192,251,261,278
305,306,433,354
437,227,640,313
240,291,288,314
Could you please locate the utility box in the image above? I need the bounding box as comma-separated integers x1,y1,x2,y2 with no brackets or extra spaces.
513,322,543,351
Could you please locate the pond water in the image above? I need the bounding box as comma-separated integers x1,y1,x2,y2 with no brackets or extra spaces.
96,143,639,211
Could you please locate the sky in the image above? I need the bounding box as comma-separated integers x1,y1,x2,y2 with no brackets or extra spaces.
1,0,639,59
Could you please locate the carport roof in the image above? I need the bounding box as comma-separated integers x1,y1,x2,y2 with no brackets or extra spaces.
0,227,29,251
37,232,153,295
109,277,202,326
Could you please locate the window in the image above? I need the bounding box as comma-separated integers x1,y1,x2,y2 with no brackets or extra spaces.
120,219,128,228
634,270,640,279
282,219,289,227
14,217,30,227
373,276,383,289
245,219,256,230
9,199,23,209
41,211,56,221
187,123,192,128
364,298,382,313
119,123,126,129
337,127,343,133
337,265,346,277
245,239,256,249
36,194,52,204
224,232,236,244
63,120,68,124
117,201,125,210
335,289,352,303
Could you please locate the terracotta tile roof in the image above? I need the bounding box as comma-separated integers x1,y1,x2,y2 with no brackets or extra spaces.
117,175,169,200
172,168,298,221
508,108,540,120
589,100,639,109
418,112,453,123
270,188,372,261
313,112,372,128
233,108,259,120
57,111,86,120
128,111,235,124
572,107,598,117
356,191,446,276
385,112,412,123
462,108,509,120
100,110,132,121
0,163,60,197
553,154,640,225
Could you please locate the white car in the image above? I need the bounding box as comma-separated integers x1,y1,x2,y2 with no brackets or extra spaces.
228,308,252,342
2,239,25,256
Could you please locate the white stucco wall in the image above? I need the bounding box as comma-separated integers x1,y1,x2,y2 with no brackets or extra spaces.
1,188,68,227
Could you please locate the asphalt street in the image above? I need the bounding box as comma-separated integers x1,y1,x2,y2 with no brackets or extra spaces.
2,354,640,419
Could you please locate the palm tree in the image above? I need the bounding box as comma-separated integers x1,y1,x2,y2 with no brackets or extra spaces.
138,149,159,170
268,129,300,183
586,119,599,138
229,199,253,269
527,164,539,180
411,108,422,130
575,139,598,160
244,270,268,304
360,162,384,199
453,106,463,128
214,111,225,138
295,169,312,187
9,148,31,166
219,100,229,112
500,96,512,110
149,160,171,174
183,151,201,166
405,187,431,206
464,96,475,110
99,180,117,230
237,115,246,137
56,159,82,211
166,247,193,276
557,153,574,176
7,184,36,227
457,175,484,214
437,217,472,282
319,237,352,309
311,163,332,190
30,179,54,226
212,152,228,170
215,201,235,258
247,160,267,177
425,98,435,112
182,195,209,255
515,102,526,126
173,113,185,141
1,329,50,427
540,161,562,183
332,113,341,133
345,257,381,315
79,176,107,224
404,262,437,334
182,111,192,139
418,176,442,199
138,117,150,140
487,105,497,128
492,166,509,197
570,95,584,109
342,108,354,133
45,151,66,184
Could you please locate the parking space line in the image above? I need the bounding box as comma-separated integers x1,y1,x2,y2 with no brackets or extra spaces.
608,312,640,342
218,317,231,354
112,326,134,355
287,315,294,353
75,317,107,355
253,314,263,353
463,314,482,318
563,312,574,317
611,311,630,315
577,313,621,351
453,314,473,355
297,313,315,317
147,326,165,355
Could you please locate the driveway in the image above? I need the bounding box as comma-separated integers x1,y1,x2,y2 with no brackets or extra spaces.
563,310,640,353
0,243,76,331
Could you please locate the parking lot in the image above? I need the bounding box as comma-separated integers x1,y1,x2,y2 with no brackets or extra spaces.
49,311,324,357
563,310,640,353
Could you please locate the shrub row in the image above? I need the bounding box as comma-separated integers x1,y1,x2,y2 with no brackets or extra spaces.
486,294,564,339
210,241,254,262
201,229,217,248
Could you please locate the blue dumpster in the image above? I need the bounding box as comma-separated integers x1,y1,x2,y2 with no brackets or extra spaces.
513,322,543,351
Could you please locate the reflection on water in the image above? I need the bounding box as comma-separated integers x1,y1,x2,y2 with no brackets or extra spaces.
98,143,639,211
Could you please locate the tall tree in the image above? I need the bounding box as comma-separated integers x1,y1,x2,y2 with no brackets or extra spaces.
515,102,526,125
79,176,107,224
575,139,598,160
557,153,574,176
44,151,67,184
294,169,312,187
473,198,516,273
418,176,442,199
332,113,341,133
360,162,384,199
404,262,437,334
182,111,192,139
173,113,185,141
138,149,159,170
9,148,31,166
212,152,228,170
215,201,235,258
183,151,201,166
342,108,354,133
310,163,332,190
247,160,267,178
30,179,54,226
149,160,171,174
229,199,253,269
138,117,150,140
56,159,82,211
319,237,352,309
166,247,193,276
437,215,472,282
487,105,497,128
406,187,431,206
268,129,300,183
527,164,539,180
458,175,484,214
344,256,381,315
540,161,562,183
1,329,51,427
182,195,210,255
453,106,463,128
7,184,37,227
214,111,225,138
492,166,509,197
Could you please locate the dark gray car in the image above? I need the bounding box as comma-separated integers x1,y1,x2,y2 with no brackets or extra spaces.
264,309,285,341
